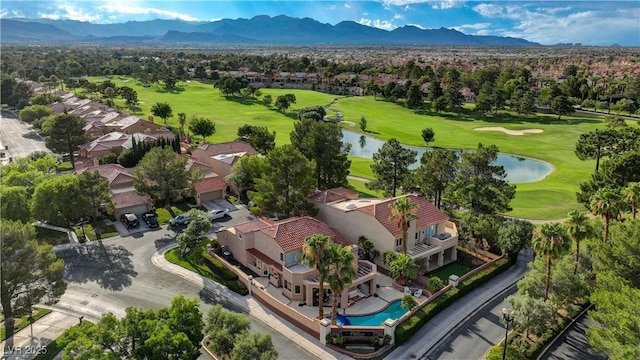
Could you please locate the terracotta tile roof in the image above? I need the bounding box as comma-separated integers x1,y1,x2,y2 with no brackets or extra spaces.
198,141,257,157
107,171,134,187
260,216,347,252
247,248,283,271
309,187,359,204
111,190,151,210
357,194,448,238
193,176,227,194
234,218,272,233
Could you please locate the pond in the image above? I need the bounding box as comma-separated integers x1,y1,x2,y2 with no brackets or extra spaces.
342,130,553,184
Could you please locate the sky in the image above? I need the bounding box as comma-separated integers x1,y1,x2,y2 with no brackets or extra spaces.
1,1,639,46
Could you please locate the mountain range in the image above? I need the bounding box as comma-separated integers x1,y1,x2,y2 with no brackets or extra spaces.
0,15,539,46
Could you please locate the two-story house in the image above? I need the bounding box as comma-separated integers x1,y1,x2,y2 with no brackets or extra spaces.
191,141,258,179
311,188,459,271
216,216,377,311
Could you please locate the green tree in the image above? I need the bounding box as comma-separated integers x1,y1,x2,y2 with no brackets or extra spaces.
134,147,199,209
177,209,212,255
590,186,623,243
507,293,556,340
588,220,640,360
574,128,618,172
420,128,435,146
0,186,31,223
388,253,418,286
550,254,592,309
1,220,66,351
178,112,187,139
41,114,87,170
231,333,278,360
401,294,418,310
427,276,444,293
510,88,536,118
563,209,593,275
406,83,423,109
236,124,276,155
497,219,534,258
275,94,296,113
302,234,333,317
551,95,575,119
416,149,457,209
150,102,173,125
290,119,351,189
249,145,316,218
389,197,419,254
18,104,52,125
103,86,116,106
433,96,447,113
359,116,367,132
326,244,357,326
160,295,205,347
31,175,88,226
225,155,267,196
367,138,417,197
205,305,251,358
427,79,443,102
532,223,569,301
622,182,640,219
449,143,516,215
188,116,216,141
78,170,113,223
474,83,493,115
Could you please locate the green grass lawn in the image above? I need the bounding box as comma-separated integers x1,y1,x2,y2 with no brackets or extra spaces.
74,221,119,241
87,76,606,219
426,262,473,283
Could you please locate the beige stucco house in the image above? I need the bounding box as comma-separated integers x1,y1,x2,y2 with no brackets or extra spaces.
216,216,377,311
311,188,459,271
191,141,257,178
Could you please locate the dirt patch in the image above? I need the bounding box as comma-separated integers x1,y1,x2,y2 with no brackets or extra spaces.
474,127,543,136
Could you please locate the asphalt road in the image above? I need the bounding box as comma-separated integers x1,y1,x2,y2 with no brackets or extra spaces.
0,109,51,161
538,312,607,360
52,225,319,360
427,285,517,360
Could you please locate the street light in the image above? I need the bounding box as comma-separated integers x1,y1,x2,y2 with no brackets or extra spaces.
501,307,515,360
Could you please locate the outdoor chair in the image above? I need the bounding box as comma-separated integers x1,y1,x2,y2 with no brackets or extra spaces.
404,287,412,295
413,289,423,297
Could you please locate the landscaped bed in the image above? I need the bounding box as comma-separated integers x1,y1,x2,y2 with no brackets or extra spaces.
74,221,118,241
35,226,69,246
0,308,52,341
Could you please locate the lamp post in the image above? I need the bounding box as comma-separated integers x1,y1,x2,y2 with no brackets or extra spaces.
501,307,515,360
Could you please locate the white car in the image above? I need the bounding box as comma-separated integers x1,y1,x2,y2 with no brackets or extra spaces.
169,214,191,226
209,208,229,220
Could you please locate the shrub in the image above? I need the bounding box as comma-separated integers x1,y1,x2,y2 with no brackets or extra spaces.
485,345,525,360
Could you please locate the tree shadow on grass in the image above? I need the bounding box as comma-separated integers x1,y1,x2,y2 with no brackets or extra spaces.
60,241,137,291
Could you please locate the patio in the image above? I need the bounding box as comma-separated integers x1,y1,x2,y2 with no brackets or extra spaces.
254,272,407,320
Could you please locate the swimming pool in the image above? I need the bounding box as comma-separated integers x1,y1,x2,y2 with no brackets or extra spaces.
330,300,408,327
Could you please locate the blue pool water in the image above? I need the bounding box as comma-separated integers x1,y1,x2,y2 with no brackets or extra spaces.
330,300,408,327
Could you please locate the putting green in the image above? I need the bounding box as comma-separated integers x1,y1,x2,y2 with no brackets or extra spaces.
92,77,602,220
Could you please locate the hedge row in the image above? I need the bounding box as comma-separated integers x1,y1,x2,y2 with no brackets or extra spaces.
395,257,514,344
201,252,249,295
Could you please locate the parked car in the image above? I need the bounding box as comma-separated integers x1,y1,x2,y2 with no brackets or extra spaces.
120,213,140,228
141,213,159,228
169,214,191,226
209,208,230,220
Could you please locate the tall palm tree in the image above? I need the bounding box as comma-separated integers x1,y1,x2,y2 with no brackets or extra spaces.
563,210,592,275
178,112,187,141
532,223,569,301
326,245,357,326
590,187,623,243
622,182,640,219
389,253,418,286
301,234,332,318
389,197,419,254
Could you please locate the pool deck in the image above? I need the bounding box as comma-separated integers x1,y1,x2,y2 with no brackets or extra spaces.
254,273,423,320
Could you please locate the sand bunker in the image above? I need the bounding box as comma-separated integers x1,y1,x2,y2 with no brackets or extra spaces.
474,127,543,136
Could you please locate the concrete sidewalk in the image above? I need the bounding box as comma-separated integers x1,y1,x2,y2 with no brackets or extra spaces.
0,311,80,360
152,245,351,360
389,248,532,360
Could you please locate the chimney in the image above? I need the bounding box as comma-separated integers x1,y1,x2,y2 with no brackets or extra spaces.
93,158,100,167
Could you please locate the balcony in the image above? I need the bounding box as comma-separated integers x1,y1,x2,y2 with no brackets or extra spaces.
406,243,441,260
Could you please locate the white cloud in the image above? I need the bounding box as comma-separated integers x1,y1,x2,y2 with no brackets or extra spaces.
344,4,351,9
453,22,491,31
382,0,464,9
358,18,396,30
536,6,572,15
393,13,405,20
97,4,197,22
38,2,102,22
330,5,336,10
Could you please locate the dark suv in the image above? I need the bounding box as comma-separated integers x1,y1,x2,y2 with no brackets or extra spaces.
141,213,159,228
120,213,140,228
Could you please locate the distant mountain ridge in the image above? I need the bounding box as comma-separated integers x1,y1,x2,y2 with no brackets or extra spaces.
1,15,539,46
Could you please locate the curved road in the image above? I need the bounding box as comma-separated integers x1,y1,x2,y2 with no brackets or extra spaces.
52,227,319,360
538,311,606,360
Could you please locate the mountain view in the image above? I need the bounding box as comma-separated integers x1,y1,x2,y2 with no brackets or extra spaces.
0,15,538,46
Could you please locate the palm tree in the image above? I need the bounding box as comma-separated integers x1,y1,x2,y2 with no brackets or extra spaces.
622,182,640,219
532,223,569,301
326,245,357,326
563,210,592,275
357,235,379,262
104,87,116,107
590,187,623,243
389,197,419,254
178,112,187,140
389,253,418,286
302,234,333,318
